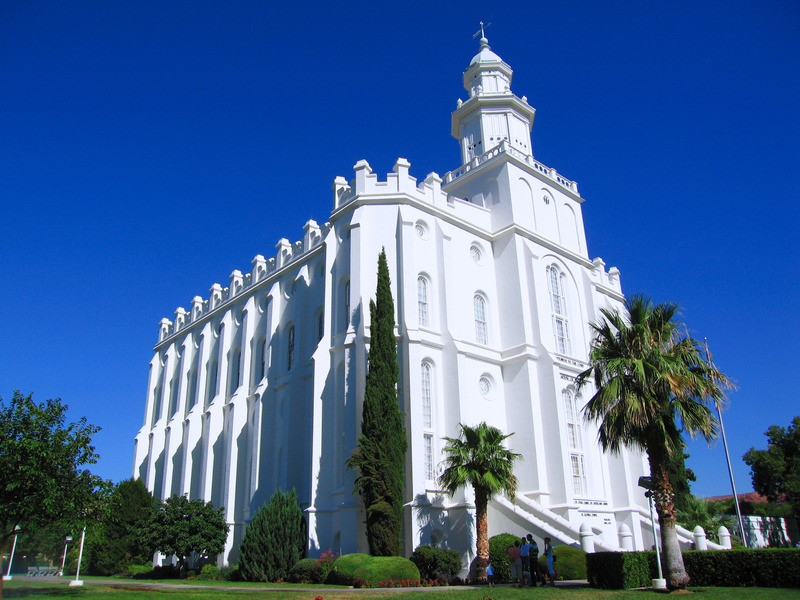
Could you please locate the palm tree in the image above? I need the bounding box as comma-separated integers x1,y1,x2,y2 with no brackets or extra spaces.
438,422,521,581
677,496,734,543
576,295,729,590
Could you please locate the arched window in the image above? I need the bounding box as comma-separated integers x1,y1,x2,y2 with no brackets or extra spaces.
287,325,295,371
474,294,488,345
417,276,430,327
421,362,433,428
547,265,571,354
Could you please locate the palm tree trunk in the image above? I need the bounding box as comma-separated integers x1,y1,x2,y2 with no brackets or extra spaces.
469,486,489,582
648,444,690,590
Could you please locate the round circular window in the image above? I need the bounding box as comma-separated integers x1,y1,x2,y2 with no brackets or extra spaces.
470,244,483,264
479,375,492,398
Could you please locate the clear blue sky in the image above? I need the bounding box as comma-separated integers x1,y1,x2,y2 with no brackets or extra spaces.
1,1,798,499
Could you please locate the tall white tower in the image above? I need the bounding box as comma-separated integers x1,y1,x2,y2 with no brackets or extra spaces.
452,35,536,163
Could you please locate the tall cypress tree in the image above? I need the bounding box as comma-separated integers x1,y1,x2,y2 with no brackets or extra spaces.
346,249,407,556
237,488,305,581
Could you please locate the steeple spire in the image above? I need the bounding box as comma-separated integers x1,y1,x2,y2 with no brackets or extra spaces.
473,20,491,47
450,33,536,164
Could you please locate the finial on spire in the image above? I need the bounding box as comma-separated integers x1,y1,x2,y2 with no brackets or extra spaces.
473,21,491,48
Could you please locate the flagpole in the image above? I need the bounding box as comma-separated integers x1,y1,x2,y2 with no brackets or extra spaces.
704,338,748,548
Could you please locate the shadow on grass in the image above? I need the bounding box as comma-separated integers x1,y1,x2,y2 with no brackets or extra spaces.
5,586,84,598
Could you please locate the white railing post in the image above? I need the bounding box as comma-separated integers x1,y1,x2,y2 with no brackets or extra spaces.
579,523,595,553
693,526,708,551
718,526,731,549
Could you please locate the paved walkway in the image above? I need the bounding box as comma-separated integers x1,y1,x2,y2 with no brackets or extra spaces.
17,576,590,593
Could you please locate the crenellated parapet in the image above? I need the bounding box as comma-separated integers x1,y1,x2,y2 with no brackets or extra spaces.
591,257,623,298
333,157,452,212
156,219,331,344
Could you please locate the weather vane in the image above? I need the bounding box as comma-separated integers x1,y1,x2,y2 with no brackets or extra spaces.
473,21,491,40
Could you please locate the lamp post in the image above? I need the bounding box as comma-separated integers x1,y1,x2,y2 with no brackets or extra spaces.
60,536,73,577
638,477,666,590
3,526,20,581
69,527,86,587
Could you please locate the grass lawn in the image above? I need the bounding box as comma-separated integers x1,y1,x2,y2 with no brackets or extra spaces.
2,581,799,600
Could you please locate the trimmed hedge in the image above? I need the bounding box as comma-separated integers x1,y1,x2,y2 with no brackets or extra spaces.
488,533,519,582
587,548,800,589
409,545,462,580
682,548,800,587
288,558,327,584
352,556,421,586
553,545,587,580
328,553,374,585
587,551,650,589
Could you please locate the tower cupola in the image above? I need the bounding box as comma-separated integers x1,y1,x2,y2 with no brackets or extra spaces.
452,36,536,165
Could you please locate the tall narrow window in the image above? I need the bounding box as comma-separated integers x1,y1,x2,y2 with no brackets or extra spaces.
207,359,218,402
474,294,488,345
421,362,432,428
570,453,587,497
344,281,350,331
563,390,582,450
417,276,429,327
317,311,324,341
188,367,198,411
424,434,434,480
287,325,295,371
259,337,267,381
548,265,571,354
230,349,241,395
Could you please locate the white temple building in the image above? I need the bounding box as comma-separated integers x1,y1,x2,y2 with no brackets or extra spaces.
134,36,710,565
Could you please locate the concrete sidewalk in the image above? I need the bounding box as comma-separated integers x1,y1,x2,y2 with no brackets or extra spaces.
24,575,589,593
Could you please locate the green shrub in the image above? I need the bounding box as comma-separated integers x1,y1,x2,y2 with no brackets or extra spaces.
681,548,800,587
125,564,153,578
328,553,374,585
288,558,327,584
588,548,800,589
488,533,518,582
552,545,587,580
195,564,218,580
238,488,306,582
351,556,421,586
218,565,240,581
409,545,462,580
586,551,650,589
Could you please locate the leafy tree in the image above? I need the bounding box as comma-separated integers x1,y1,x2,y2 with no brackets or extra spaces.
347,249,407,556
0,391,106,596
743,416,800,516
438,422,520,581
576,296,728,590
86,478,157,574
148,495,228,575
237,488,306,582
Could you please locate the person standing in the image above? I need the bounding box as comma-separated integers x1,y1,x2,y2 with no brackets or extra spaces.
527,534,542,586
507,540,522,586
519,536,531,585
543,536,556,586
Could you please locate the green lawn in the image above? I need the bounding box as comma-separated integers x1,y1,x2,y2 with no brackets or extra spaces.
3,581,799,600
